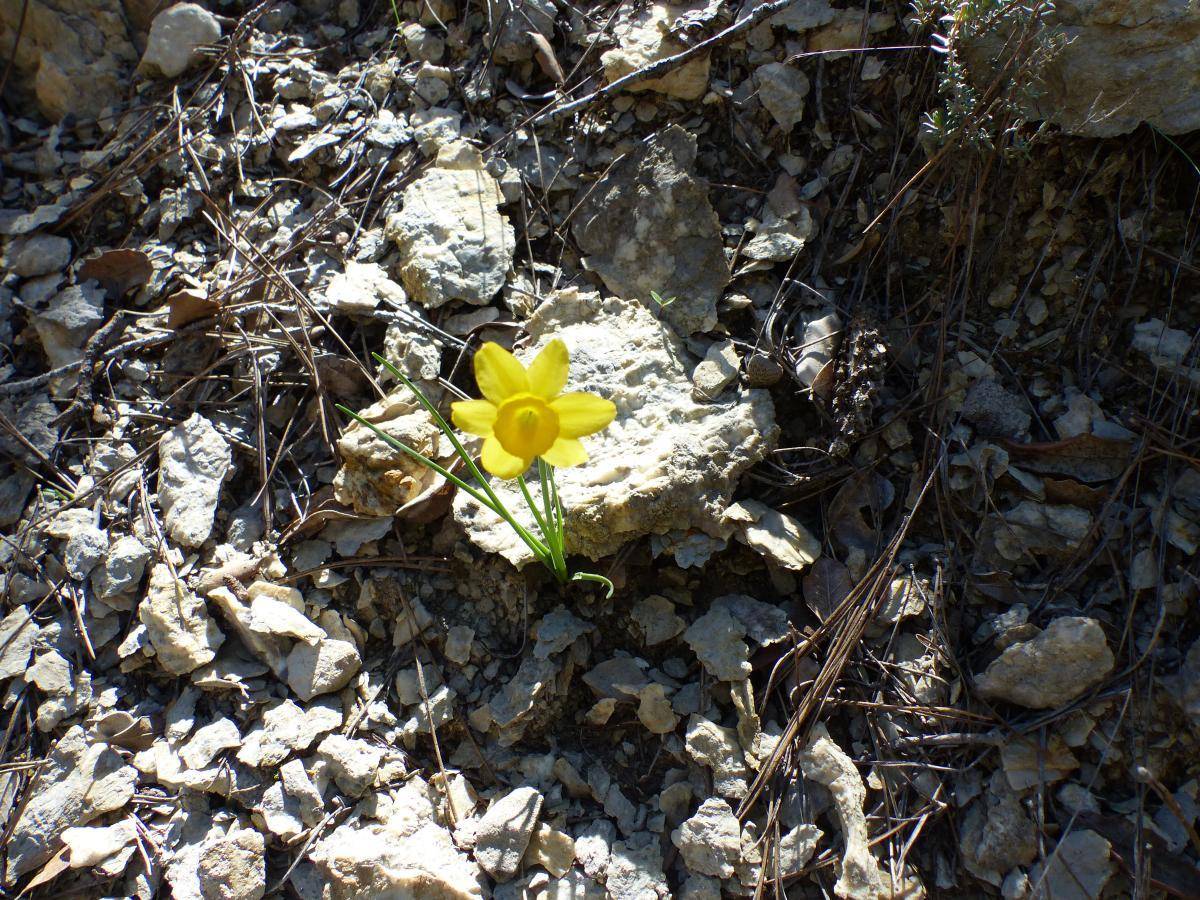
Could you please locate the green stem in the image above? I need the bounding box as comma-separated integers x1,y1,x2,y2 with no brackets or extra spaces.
517,475,550,539
571,571,615,598
335,404,552,564
373,355,508,514
537,459,567,581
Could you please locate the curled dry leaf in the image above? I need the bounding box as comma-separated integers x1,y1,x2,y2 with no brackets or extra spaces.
1002,433,1133,483
78,248,153,298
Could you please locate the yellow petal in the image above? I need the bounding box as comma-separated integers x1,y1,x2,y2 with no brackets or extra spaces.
474,342,528,404
550,392,617,438
526,339,569,400
481,435,530,479
450,399,497,437
542,437,588,468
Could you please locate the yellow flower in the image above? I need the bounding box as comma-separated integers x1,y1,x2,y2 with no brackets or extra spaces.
450,339,616,479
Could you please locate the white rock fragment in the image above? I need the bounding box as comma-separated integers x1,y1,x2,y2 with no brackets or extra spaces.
473,786,543,881
179,717,241,770
385,143,514,308
335,389,451,516
779,824,823,876
455,290,777,564
444,625,474,664
692,341,741,401
636,684,679,734
525,822,576,878
311,815,482,898
683,606,751,681
602,2,711,100
287,636,361,701
630,595,685,646
605,836,670,899
237,698,341,767
672,798,742,878
755,62,810,129
8,233,71,278
32,283,105,367
975,616,1114,709
318,734,384,797
158,413,232,548
324,261,407,315
0,606,36,680
726,499,821,571
799,724,888,900
686,715,751,800
141,2,221,78
196,822,266,900
139,563,224,675
61,819,138,871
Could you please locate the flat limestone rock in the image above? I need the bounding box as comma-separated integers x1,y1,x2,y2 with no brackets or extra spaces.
158,413,231,549
312,818,483,899
672,798,741,878
139,563,224,675
601,2,712,100
454,290,776,565
6,726,137,882
385,143,514,308
965,0,1200,137
473,786,543,881
140,2,221,79
572,127,728,335
975,616,1114,709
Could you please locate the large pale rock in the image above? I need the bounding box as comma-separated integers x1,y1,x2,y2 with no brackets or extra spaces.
454,290,776,565
965,0,1200,136
158,413,231,548
0,0,139,120
385,143,514,308
975,616,1113,709
140,3,221,79
139,563,224,674
572,127,728,335
196,823,266,900
601,1,711,100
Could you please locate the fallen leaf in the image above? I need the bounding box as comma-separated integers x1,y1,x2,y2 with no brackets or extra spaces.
166,287,219,329
1003,434,1133,483
528,31,564,84
802,557,852,621
78,248,152,298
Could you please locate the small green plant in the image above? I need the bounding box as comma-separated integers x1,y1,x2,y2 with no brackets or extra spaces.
337,340,617,595
912,0,1060,152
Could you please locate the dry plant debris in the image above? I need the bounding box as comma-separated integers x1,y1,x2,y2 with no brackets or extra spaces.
2,0,1200,897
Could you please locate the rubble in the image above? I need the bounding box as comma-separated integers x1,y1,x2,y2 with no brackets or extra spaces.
140,3,222,79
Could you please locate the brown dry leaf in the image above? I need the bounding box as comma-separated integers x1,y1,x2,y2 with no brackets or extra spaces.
1043,476,1108,511
528,30,564,84
20,846,71,895
828,471,895,557
1003,434,1133,483
166,287,219,329
78,248,152,298
802,557,852,621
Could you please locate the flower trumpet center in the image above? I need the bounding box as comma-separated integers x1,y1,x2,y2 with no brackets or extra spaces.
493,394,559,459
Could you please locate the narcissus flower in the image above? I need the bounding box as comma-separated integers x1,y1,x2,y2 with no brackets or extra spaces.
451,339,616,479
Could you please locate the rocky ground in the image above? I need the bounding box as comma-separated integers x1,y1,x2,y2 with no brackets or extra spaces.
1,0,1200,897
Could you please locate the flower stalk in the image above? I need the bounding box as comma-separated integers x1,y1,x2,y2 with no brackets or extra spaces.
335,343,615,597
